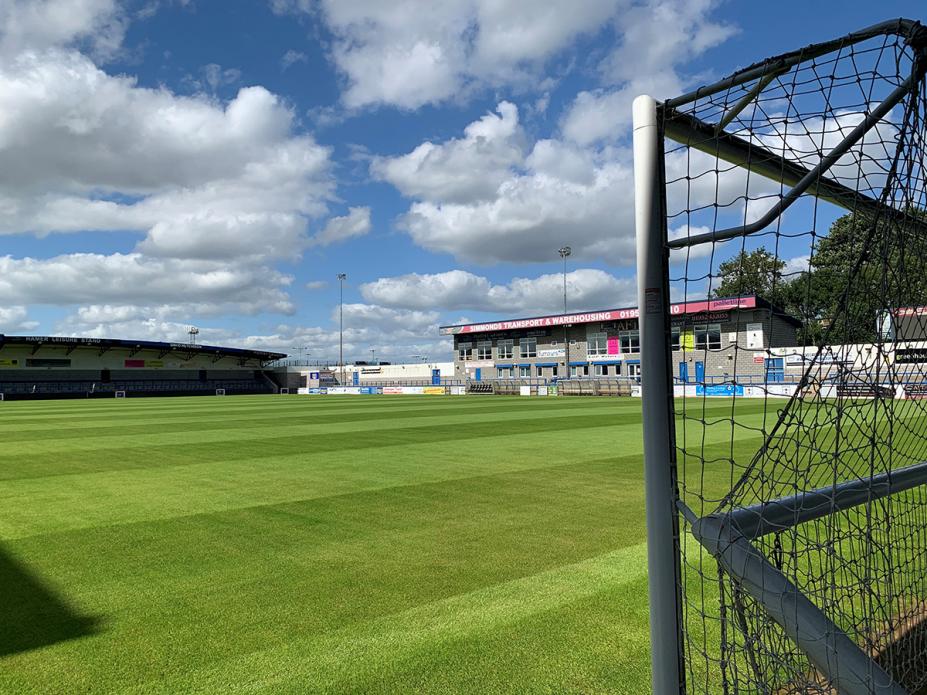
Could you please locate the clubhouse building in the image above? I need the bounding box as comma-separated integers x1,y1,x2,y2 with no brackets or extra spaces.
440,295,801,383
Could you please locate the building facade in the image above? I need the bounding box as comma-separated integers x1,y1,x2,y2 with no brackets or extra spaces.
440,296,800,383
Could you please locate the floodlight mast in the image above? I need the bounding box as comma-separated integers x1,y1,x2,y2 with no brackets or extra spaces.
559,246,571,378
337,273,346,385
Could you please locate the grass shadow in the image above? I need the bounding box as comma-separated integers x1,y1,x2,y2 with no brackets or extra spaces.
0,547,99,656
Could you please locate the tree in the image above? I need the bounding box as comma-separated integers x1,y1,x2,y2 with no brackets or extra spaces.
789,210,927,344
711,248,789,308
713,210,927,345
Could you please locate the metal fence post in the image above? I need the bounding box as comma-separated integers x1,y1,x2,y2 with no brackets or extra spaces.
633,94,684,694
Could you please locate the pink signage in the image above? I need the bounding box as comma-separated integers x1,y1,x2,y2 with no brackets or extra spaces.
440,296,757,335
607,337,620,355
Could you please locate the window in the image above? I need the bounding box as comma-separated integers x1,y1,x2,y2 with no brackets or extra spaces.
477,342,492,360
671,327,681,351
619,330,640,354
695,323,722,350
536,366,544,377
457,342,472,361
628,363,641,382
570,365,588,378
520,338,537,358
551,365,558,377
497,340,514,359
587,332,607,356
519,365,530,377
594,364,607,376
497,367,512,379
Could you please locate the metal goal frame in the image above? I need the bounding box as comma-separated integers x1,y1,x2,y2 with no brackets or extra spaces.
634,18,927,695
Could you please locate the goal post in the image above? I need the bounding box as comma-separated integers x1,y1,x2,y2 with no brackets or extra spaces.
633,93,685,694
635,18,927,695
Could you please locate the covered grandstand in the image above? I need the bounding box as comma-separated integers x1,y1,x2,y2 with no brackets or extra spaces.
0,335,286,399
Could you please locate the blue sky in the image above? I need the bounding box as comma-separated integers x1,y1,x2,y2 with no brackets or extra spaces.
0,0,919,361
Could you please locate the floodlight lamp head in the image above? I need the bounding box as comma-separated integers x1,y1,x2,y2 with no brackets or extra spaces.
337,273,346,280
559,246,572,258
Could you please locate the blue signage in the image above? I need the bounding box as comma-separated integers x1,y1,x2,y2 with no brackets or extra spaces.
352,371,359,386
432,368,441,385
695,384,744,397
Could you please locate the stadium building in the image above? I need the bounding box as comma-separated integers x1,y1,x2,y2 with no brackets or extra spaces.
0,335,285,399
440,295,801,383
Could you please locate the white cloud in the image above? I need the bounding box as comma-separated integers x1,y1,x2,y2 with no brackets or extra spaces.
274,0,734,114
360,268,636,315
561,0,735,145
371,101,525,203
54,313,239,344
199,63,243,93
402,153,634,264
310,207,372,247
0,253,295,314
280,49,307,70
783,255,811,276
54,302,451,362
305,280,328,290
0,306,39,333
276,0,622,110
0,0,126,61
0,48,334,316
374,101,637,264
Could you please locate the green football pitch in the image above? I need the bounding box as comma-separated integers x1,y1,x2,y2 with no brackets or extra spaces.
0,394,765,694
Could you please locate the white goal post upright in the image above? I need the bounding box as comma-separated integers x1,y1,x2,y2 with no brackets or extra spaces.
633,94,684,695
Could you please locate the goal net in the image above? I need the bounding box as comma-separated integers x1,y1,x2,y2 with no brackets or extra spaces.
634,19,927,695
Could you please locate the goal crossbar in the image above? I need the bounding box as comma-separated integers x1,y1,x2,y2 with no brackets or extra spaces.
663,74,927,250
665,18,926,109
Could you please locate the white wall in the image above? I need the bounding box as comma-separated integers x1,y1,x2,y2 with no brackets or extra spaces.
334,362,454,382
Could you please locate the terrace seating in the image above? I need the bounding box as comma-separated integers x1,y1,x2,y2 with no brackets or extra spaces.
467,382,495,394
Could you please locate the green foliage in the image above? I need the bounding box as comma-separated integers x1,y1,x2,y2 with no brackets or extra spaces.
712,210,927,344
711,248,788,308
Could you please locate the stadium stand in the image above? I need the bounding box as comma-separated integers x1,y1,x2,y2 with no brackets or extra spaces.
0,336,285,400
